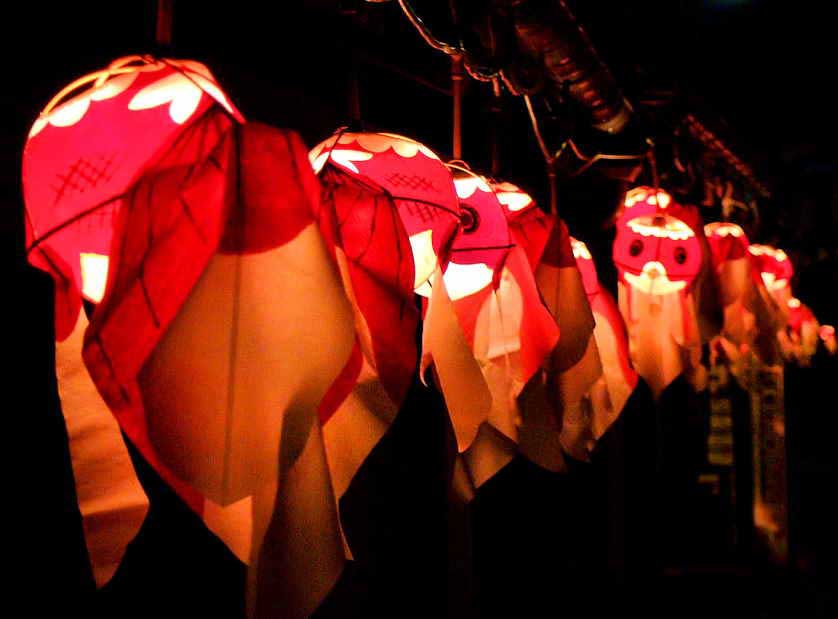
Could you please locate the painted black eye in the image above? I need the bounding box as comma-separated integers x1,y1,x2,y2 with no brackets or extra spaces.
674,246,688,264
629,239,644,257
460,205,479,233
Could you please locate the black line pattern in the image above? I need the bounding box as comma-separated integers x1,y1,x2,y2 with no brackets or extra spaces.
52,153,117,206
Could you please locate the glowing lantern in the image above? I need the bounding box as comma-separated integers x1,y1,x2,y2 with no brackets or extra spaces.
613,187,717,398
783,297,820,363
489,180,594,371
571,237,638,442
704,222,781,365
614,187,703,296
819,325,837,355
99,123,355,616
749,244,794,311
24,55,243,340
428,167,560,479
23,55,242,586
309,141,419,503
488,180,599,469
310,131,461,290
309,131,491,455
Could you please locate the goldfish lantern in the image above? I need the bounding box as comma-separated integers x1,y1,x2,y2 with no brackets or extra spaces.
307,134,423,504
819,325,837,355
613,186,716,398
110,123,356,617
309,132,495,457
749,244,794,312
310,131,461,289
491,180,595,370
28,59,361,616
428,167,560,483
571,237,638,444
704,222,780,365
23,56,243,587
784,298,820,364
489,180,597,468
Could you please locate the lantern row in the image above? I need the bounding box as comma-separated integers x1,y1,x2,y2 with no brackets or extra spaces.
23,56,827,614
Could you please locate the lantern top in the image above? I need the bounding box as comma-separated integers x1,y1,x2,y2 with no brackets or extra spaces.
24,55,240,339
623,186,673,210
310,131,441,175
310,130,460,290
488,180,536,215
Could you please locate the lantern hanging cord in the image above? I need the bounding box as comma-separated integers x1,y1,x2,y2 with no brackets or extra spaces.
523,94,558,215
396,0,497,81
562,137,650,178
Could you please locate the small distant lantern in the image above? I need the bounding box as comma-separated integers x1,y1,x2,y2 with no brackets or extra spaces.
749,244,794,311
784,297,820,363
613,186,713,398
704,222,781,364
819,325,837,355
614,187,703,296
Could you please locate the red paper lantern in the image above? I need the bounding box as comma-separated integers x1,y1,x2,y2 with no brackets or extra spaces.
23,55,244,584
613,187,713,397
748,244,795,319
572,237,637,440
704,222,781,364
784,297,819,362
487,180,598,468
614,187,703,296
24,55,243,340
310,131,461,290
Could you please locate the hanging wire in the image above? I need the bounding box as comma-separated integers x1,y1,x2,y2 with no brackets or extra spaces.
396,0,498,81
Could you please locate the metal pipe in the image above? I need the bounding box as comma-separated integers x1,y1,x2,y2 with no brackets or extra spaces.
156,0,173,46
452,53,464,160
501,0,632,134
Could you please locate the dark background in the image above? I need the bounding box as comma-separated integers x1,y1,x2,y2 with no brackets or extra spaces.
5,1,837,616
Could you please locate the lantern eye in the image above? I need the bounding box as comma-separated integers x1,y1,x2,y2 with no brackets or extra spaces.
629,239,644,257
460,205,479,234
674,246,687,265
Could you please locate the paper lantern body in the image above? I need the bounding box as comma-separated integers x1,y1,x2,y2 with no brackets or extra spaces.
614,188,703,296
491,181,552,270
310,132,461,289
572,237,637,440
24,56,242,340
490,179,594,372
705,222,780,364
311,160,418,500
749,244,794,313
133,124,356,506
614,188,712,398
443,168,512,300
783,298,819,362
315,163,418,407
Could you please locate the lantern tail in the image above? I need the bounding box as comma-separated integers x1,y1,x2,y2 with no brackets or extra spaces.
55,312,149,588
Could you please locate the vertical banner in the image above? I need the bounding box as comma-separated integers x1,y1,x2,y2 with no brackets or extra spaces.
749,363,788,562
